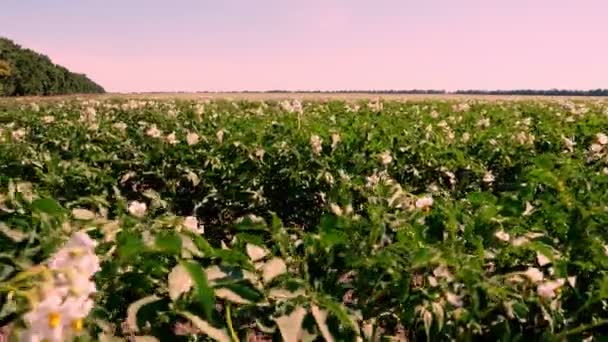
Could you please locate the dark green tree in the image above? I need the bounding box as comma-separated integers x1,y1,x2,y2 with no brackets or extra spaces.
0,37,105,96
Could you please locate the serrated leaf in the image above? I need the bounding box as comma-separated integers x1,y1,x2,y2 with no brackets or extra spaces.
317,297,357,331
169,264,193,301
178,311,231,342
206,265,229,284
214,288,251,305
311,305,334,342
268,288,305,301
274,306,307,342
246,243,268,262
181,234,204,258
262,257,287,283
126,295,160,333
181,260,215,319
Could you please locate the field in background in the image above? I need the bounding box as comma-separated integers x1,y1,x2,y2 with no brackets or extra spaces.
2,97,608,340
3,92,608,104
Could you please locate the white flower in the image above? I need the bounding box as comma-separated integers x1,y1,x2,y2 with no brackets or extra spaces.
23,294,65,342
523,267,544,283
367,99,383,111
30,102,40,112
446,292,463,307
477,118,490,128
511,236,529,247
146,125,162,138
310,135,323,155
11,128,26,141
597,133,608,145
48,232,100,278
113,122,127,132
128,201,147,218
330,203,343,216
366,174,379,187
562,136,575,152
415,196,433,211
433,265,453,281
183,216,204,234
430,110,440,118
380,151,392,166
523,201,535,216
444,171,456,185
462,132,470,143
24,232,99,341
494,230,510,242
255,148,265,160
216,129,225,143
42,115,55,124
331,133,341,150
80,107,97,122
166,132,179,145
483,171,495,184
186,132,200,145
61,295,94,333
590,143,603,153
537,280,564,299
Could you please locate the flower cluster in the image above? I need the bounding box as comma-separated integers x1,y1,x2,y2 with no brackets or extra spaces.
22,232,100,342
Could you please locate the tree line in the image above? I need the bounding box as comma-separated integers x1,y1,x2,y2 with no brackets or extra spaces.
261,89,608,96
0,37,105,96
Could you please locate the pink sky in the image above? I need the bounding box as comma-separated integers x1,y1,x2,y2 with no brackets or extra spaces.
2,0,607,92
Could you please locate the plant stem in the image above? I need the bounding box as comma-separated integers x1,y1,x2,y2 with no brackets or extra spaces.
553,319,608,340
226,304,239,342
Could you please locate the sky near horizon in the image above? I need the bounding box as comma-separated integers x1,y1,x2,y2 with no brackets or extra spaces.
2,0,607,93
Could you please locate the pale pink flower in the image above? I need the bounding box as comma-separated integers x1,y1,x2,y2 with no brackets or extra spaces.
380,151,393,166
310,135,323,155
146,125,162,138
166,132,179,145
186,132,200,145
415,196,433,210
523,267,544,283
597,133,608,145
483,171,495,184
494,230,510,242
128,201,147,218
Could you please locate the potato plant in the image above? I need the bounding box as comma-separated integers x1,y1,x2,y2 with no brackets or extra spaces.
1,97,608,341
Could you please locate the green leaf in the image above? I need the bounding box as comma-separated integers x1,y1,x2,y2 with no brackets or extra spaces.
31,198,63,215
217,282,262,303
316,297,357,331
117,232,146,262
126,295,160,333
178,311,231,342
599,275,608,299
181,260,215,319
155,232,182,254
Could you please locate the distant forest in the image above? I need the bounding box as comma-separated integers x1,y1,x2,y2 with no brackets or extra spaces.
0,37,105,96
